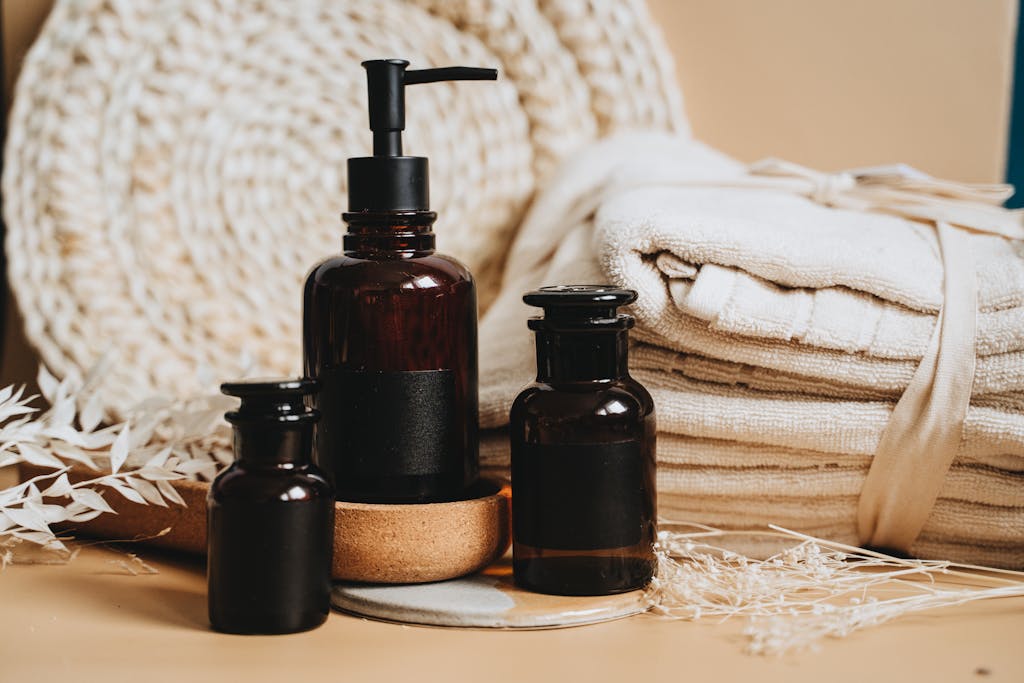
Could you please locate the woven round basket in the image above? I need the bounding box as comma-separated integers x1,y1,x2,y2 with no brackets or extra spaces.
3,0,685,415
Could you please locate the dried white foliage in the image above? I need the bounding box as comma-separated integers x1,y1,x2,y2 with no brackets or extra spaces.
0,363,233,566
647,522,1024,655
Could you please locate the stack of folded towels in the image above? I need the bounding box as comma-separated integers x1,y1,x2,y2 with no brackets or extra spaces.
478,133,1024,569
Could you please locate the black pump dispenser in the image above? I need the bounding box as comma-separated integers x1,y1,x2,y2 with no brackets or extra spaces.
306,58,488,504
348,59,498,212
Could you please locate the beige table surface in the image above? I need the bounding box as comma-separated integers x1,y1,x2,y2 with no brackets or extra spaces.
1,542,1022,683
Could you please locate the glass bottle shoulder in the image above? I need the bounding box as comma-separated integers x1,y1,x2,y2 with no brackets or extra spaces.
305,251,474,293
209,463,333,504
511,377,655,424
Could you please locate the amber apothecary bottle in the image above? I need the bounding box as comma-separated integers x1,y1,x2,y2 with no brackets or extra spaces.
208,379,334,634
304,59,495,503
511,286,657,595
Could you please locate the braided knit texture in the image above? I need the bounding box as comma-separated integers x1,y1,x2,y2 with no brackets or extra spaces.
3,0,685,414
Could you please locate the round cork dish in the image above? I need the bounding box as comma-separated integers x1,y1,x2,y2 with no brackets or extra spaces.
332,479,511,584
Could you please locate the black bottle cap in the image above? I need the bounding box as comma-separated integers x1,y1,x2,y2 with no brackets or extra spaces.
523,285,637,332
220,378,320,425
348,59,498,212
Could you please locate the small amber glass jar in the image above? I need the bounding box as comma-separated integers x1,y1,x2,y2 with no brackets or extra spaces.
510,286,657,595
208,379,334,634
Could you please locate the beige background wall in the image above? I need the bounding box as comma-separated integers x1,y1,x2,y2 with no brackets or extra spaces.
1,0,1019,381
648,0,1017,183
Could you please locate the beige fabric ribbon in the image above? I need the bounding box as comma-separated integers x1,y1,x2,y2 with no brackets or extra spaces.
745,158,1022,551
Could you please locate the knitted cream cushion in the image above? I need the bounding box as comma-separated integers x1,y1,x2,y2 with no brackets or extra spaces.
3,0,685,414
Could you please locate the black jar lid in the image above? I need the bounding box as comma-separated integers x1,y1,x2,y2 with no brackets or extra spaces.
523,285,637,332
220,378,320,425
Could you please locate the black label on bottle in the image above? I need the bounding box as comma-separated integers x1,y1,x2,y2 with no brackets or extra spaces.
512,440,645,550
323,369,456,477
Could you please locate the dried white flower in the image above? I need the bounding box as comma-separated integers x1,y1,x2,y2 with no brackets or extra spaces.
0,363,233,566
647,522,1024,655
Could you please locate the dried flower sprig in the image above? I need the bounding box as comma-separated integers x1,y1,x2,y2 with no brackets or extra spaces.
0,363,234,566
646,522,1024,655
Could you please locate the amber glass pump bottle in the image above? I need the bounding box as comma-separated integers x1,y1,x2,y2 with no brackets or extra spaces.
304,59,494,503
511,286,657,596
208,379,334,634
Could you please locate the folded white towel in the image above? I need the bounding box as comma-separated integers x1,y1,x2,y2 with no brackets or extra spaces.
480,132,1024,568
601,187,1024,395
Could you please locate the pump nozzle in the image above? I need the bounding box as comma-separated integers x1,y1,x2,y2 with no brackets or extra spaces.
364,60,497,156
348,59,498,212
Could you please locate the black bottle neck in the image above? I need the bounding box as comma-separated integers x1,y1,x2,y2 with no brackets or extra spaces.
234,424,313,468
534,330,630,382
342,210,436,254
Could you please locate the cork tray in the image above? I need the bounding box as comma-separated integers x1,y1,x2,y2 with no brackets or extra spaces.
19,464,511,583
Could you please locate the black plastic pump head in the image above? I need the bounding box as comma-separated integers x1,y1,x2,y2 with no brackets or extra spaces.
523,285,638,332
348,59,498,212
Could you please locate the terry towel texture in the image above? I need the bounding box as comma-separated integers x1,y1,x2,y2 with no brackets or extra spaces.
479,133,1024,568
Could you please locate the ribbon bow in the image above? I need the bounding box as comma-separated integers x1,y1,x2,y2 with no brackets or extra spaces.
748,157,1024,241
